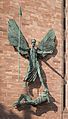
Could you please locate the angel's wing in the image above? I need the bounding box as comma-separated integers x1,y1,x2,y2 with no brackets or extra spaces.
8,19,29,58
37,29,56,57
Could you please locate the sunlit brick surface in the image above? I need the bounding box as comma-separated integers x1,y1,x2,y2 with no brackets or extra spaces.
0,0,64,119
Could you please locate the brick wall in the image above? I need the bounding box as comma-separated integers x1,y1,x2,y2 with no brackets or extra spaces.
0,0,64,119
63,0,68,119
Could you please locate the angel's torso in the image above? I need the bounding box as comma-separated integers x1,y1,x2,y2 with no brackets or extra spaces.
29,48,38,68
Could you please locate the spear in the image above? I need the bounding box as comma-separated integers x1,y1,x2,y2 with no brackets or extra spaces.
18,6,22,81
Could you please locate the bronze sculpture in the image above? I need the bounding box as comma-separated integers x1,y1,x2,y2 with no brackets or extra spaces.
13,89,49,111
8,19,56,110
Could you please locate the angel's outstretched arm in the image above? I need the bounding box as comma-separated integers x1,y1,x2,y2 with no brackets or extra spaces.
37,50,53,54
37,49,53,57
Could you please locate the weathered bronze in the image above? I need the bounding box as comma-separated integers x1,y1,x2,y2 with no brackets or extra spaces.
13,89,49,110
8,19,56,109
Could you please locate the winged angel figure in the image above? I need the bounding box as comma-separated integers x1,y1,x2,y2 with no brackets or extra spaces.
8,19,56,108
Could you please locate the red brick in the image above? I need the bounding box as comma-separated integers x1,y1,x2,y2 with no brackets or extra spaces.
0,0,64,119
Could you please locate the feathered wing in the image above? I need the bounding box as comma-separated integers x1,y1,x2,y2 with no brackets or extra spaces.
8,19,29,58
37,29,56,57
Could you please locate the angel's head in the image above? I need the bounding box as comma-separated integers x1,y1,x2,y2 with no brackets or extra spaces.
31,39,36,48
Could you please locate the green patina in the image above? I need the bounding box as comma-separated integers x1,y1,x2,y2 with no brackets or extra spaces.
8,19,56,110
13,89,49,111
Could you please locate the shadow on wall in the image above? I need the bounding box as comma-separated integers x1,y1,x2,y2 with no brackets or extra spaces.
30,93,58,116
13,94,58,117
0,103,32,119
0,37,58,119
0,94,58,119
0,103,23,119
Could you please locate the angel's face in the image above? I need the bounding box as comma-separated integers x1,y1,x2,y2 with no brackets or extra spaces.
31,39,36,48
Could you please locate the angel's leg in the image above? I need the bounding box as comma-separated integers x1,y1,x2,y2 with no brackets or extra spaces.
24,64,34,81
24,65,31,81
37,62,48,90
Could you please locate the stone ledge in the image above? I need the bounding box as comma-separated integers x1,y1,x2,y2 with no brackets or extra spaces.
63,108,68,114
63,108,68,119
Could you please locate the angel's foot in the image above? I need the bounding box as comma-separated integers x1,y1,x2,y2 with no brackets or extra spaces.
43,89,50,103
46,95,50,103
45,91,50,103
